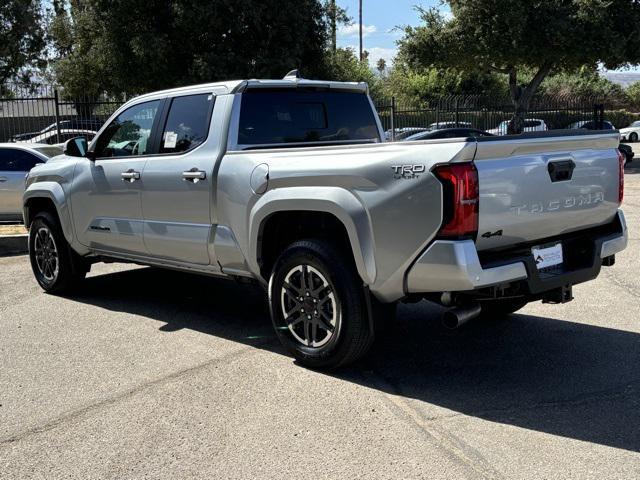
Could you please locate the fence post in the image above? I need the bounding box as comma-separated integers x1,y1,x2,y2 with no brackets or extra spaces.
455,97,460,127
390,96,396,141
54,89,62,144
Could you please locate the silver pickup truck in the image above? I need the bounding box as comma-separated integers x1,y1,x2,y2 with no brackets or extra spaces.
23,75,628,368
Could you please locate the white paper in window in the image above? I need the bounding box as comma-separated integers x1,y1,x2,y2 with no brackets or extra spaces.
164,131,178,149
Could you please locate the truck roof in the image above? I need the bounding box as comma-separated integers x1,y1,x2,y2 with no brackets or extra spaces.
133,77,369,103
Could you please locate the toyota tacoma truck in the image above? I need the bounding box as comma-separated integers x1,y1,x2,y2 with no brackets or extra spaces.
23,74,628,369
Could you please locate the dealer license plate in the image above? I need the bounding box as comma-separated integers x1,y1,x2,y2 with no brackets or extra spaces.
532,243,563,270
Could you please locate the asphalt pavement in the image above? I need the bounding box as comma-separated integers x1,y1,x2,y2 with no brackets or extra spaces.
1,166,639,479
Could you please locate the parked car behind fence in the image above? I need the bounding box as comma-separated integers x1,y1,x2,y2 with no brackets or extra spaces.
620,121,640,142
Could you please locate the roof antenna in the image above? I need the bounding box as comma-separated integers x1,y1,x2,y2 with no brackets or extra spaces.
283,69,302,80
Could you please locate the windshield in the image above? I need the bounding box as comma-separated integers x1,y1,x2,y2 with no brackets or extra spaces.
33,146,64,158
237,90,380,148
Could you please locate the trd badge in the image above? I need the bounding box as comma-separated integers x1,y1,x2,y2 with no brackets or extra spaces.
391,164,425,179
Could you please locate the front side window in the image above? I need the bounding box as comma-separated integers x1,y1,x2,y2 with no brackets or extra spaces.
237,90,380,147
159,94,213,154
94,100,161,158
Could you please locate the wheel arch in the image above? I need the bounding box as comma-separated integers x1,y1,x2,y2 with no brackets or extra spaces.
23,183,74,245
249,188,376,285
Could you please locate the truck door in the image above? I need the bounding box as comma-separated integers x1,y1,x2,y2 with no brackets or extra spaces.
70,99,163,255
140,93,216,265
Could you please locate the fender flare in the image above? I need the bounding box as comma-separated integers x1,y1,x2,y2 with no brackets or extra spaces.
23,182,75,245
248,187,376,285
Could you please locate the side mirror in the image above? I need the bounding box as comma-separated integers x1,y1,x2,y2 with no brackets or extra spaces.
63,137,89,158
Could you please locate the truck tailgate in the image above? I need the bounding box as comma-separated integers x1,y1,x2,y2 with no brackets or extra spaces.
473,132,621,251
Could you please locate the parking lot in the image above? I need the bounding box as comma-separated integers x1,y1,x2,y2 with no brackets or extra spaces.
0,165,638,479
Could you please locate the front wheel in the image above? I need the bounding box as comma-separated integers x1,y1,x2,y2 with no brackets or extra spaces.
29,211,87,294
630,132,638,143
269,239,375,369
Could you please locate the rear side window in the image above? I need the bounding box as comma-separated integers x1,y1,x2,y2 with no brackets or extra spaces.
237,90,380,147
160,94,214,154
0,149,41,172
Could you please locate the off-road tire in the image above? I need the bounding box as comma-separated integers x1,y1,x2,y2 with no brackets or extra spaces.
29,211,87,294
269,239,375,369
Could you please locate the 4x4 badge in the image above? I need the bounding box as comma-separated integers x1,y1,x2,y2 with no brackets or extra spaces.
481,229,503,239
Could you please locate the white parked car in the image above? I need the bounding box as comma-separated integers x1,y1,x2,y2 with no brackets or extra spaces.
429,121,472,131
0,143,62,221
619,121,640,142
18,129,97,146
488,119,548,136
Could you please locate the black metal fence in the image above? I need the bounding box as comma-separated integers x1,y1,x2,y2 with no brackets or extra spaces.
0,83,124,144
375,94,608,139
0,84,622,144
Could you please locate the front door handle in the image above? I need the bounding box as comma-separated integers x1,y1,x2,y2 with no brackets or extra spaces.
182,168,206,183
0,177,7,183
121,169,141,182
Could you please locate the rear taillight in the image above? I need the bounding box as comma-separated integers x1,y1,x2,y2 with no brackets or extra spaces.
617,149,625,205
433,162,479,239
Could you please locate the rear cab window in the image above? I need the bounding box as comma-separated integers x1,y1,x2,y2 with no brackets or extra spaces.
235,89,380,149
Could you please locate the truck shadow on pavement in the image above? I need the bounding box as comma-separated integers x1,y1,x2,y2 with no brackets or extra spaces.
72,266,640,453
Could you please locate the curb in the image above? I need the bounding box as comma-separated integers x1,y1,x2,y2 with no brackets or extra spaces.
0,234,28,256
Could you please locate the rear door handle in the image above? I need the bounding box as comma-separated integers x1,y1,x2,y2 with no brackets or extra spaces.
0,177,7,183
121,169,141,182
182,168,206,183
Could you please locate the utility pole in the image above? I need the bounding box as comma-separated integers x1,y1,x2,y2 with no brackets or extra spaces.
359,0,363,61
331,0,337,53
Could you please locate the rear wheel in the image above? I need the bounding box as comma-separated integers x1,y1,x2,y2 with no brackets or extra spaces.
479,298,528,319
269,239,375,369
29,211,87,294
630,132,638,143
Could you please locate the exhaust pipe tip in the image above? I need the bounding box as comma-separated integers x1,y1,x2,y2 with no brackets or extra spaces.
442,304,482,330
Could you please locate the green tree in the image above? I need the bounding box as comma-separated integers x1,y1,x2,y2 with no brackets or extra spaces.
0,0,46,86
400,1,640,133
50,0,331,97
325,47,381,99
381,64,505,105
540,67,627,105
626,81,640,111
324,0,351,54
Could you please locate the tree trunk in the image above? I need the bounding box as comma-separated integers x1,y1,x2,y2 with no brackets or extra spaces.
506,64,552,135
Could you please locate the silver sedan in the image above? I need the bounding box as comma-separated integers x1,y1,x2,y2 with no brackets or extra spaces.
0,143,63,221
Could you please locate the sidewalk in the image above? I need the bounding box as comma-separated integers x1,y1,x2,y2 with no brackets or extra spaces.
0,224,28,256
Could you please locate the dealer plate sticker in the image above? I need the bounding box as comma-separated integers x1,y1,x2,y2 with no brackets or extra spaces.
532,243,563,270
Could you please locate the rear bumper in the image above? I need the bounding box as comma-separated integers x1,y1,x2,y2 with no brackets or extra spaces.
406,210,628,294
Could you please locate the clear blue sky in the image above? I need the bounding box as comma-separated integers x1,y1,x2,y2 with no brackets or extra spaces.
336,0,444,67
